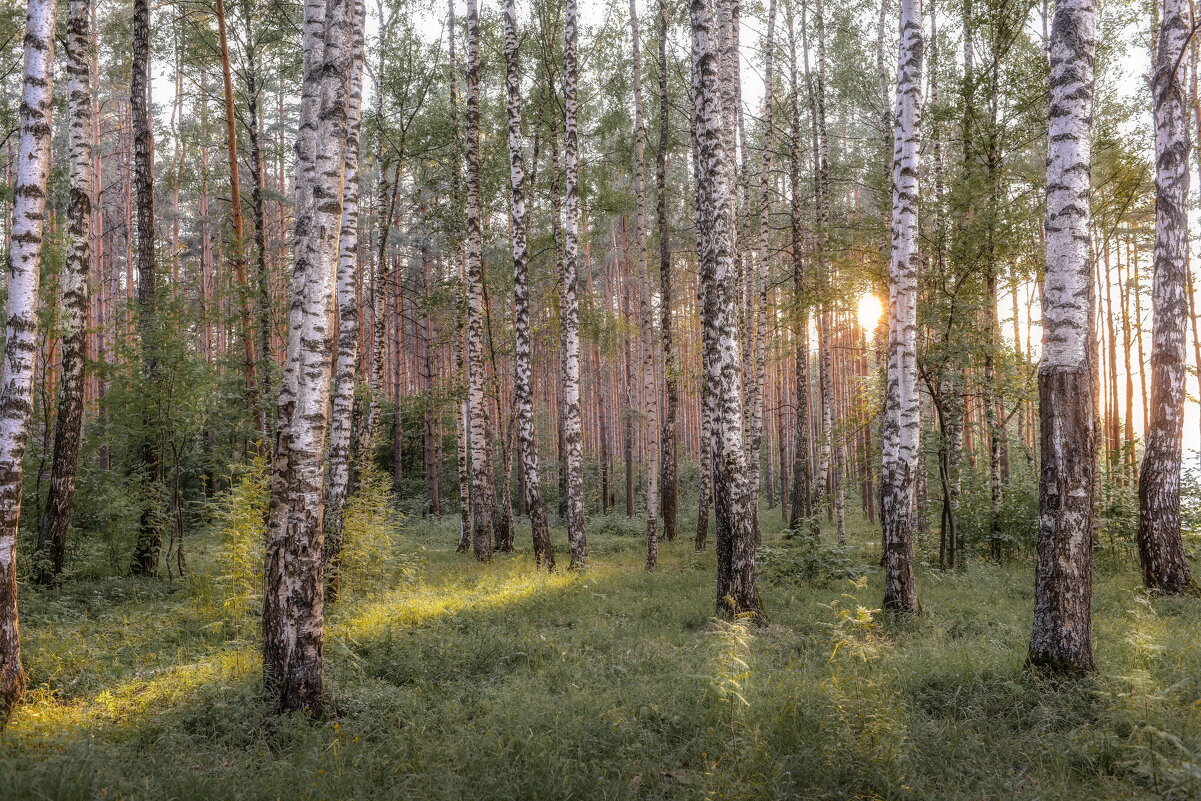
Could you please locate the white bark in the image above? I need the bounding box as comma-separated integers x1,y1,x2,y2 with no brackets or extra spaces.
692,0,762,619
562,0,587,567
881,0,923,615
630,0,661,570
0,0,58,725
324,0,366,597
1029,0,1097,673
1136,0,1194,594
263,0,356,713
464,0,496,562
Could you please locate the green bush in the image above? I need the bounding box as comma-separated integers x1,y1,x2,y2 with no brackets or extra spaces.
758,536,862,587
339,465,418,599
192,458,267,637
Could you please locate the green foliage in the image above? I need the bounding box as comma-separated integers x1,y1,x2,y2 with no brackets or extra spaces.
192,458,268,638
590,513,645,538
338,465,417,599
9,520,1201,800
758,537,862,587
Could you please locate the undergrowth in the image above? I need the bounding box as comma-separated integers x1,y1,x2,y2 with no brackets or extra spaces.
3,508,1201,800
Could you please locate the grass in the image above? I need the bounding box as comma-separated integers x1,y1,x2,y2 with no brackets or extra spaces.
2,509,1201,800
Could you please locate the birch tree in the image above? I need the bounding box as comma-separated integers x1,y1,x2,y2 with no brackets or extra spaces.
324,0,366,598
629,0,661,570
562,0,588,568
463,0,496,562
505,0,554,570
1028,0,1097,673
262,0,355,714
692,0,763,620
1136,0,1194,595
0,0,58,726
881,0,923,616
656,0,679,543
37,0,91,586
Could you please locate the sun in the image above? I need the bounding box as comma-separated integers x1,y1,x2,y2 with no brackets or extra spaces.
857,294,884,332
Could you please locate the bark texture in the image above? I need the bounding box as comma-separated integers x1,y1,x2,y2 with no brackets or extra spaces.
629,0,661,570
324,0,366,598
881,0,923,616
37,0,91,585
464,0,496,562
263,0,355,714
1137,0,1195,596
0,0,59,726
562,0,588,568
504,0,554,570
1029,0,1097,674
691,0,764,621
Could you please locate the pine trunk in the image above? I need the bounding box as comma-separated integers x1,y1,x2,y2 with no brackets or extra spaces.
129,0,162,576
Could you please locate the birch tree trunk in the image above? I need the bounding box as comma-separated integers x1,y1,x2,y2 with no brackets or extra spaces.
748,0,778,544
657,0,679,543
629,0,661,570
1137,0,1194,595
37,0,91,586
323,0,366,599
881,0,923,616
0,0,58,726
464,0,496,562
1028,0,1097,673
786,6,814,534
262,0,354,714
504,0,554,570
692,0,764,620
562,0,588,568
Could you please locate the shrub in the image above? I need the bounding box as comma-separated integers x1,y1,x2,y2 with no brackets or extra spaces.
193,458,267,637
758,536,862,587
339,464,417,599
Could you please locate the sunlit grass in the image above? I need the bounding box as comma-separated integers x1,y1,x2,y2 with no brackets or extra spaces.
3,510,1201,799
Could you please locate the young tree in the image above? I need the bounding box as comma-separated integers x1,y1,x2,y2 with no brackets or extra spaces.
1028,0,1097,674
262,0,356,714
0,0,59,726
1136,0,1194,595
692,0,763,620
881,0,923,616
37,0,92,585
562,0,588,568
629,0,661,570
505,0,554,570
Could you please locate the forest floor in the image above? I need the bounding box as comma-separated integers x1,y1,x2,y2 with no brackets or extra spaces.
1,508,1199,800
